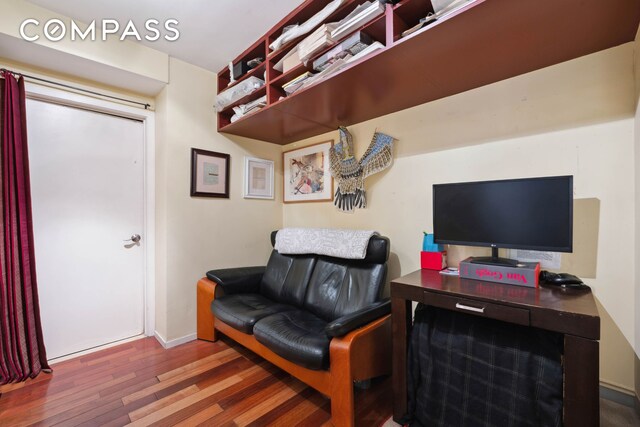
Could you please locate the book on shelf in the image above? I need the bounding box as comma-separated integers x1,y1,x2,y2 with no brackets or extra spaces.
330,1,385,41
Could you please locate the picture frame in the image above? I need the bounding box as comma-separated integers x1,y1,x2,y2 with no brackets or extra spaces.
283,140,333,203
190,148,230,198
244,157,274,199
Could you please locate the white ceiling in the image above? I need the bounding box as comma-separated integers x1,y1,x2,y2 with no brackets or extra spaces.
27,0,306,72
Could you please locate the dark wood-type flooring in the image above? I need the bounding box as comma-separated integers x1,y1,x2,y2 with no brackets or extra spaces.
0,337,392,426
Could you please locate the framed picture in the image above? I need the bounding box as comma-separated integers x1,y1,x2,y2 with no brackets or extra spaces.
283,140,333,203
190,148,230,198
244,157,274,199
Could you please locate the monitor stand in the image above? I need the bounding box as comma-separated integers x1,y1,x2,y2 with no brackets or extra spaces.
470,247,520,267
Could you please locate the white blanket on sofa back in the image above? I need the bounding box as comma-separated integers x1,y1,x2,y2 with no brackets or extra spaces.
274,228,379,259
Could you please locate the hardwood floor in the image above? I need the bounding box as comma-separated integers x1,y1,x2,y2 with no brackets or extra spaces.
0,337,392,426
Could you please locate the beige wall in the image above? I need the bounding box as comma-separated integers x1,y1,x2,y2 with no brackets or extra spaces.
154,58,283,342
598,301,637,393
283,44,637,391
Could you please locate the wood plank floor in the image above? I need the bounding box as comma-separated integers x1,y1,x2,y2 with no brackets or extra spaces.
0,337,392,426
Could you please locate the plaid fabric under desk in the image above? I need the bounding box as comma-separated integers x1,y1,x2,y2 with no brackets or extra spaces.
405,304,564,427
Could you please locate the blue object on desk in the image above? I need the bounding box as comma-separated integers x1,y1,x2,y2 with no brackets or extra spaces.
423,233,444,252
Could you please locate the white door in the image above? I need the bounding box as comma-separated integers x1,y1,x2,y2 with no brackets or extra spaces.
27,98,145,360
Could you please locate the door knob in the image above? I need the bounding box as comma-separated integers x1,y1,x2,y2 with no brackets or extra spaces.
124,234,141,243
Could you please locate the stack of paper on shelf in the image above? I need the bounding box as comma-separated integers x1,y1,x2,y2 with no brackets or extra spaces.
215,76,264,111
298,58,349,91
401,14,437,38
401,0,477,38
313,31,373,71
269,0,345,52
432,0,472,13
283,71,315,95
297,41,385,93
230,95,267,123
330,1,385,41
435,0,477,19
298,23,338,64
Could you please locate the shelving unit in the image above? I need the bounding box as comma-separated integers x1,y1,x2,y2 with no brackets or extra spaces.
216,0,640,145
269,14,388,103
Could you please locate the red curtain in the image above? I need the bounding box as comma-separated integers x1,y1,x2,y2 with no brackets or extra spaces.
0,71,50,384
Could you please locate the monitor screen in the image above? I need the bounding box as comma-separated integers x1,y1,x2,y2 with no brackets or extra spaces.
433,176,573,252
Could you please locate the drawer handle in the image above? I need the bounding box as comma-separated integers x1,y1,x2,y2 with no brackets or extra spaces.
455,303,485,314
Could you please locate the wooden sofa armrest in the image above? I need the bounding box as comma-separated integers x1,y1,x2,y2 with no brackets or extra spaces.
328,314,392,427
330,314,392,381
197,277,223,342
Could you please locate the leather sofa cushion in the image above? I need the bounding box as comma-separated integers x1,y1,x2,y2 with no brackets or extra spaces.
212,294,294,335
260,251,316,308
254,310,330,371
304,260,387,321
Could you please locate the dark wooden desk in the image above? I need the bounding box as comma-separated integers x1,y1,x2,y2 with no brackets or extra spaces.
391,269,601,426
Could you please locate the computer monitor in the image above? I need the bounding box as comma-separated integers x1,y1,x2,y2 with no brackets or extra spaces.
433,175,573,266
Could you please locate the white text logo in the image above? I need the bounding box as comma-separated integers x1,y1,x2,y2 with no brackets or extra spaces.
20,19,180,42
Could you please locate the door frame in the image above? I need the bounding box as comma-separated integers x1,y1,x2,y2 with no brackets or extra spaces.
25,82,156,337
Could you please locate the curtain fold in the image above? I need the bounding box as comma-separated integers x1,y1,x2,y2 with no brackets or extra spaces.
0,71,50,384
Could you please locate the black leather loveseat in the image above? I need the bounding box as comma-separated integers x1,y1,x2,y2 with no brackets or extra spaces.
196,231,392,427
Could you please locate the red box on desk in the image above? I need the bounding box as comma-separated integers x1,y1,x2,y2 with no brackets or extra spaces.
421,251,447,270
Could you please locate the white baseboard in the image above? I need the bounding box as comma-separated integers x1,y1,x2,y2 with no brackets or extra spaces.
599,383,638,408
154,331,197,349
48,334,147,364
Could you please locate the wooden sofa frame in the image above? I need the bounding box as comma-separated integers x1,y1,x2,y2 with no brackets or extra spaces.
197,277,392,427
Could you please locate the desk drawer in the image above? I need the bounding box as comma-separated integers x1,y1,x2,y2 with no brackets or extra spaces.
423,291,530,326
